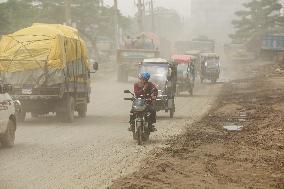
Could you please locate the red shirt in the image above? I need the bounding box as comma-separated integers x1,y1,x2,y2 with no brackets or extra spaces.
134,82,158,98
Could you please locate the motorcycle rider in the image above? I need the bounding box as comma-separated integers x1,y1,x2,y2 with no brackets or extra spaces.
189,61,196,83
129,72,158,132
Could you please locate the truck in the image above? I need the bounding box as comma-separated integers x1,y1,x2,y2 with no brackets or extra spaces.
0,23,98,123
175,36,215,54
117,33,160,82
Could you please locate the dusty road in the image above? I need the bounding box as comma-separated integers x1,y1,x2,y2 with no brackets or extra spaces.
0,63,230,189
111,61,284,189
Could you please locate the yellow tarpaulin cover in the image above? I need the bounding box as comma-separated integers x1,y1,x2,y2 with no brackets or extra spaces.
0,23,90,72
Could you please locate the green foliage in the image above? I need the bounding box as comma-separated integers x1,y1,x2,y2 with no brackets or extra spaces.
0,0,37,35
0,0,130,40
231,0,283,46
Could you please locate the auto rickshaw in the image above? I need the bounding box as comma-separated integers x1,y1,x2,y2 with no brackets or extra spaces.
200,53,220,83
171,54,196,96
139,58,177,118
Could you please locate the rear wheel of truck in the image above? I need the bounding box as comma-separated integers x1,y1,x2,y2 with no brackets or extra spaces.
117,66,128,82
211,78,217,83
31,112,39,118
78,102,87,118
1,119,16,148
16,111,26,122
63,95,75,123
189,86,193,96
170,108,174,118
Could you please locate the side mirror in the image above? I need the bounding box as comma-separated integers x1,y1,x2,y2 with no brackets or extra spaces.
93,62,99,71
124,90,131,94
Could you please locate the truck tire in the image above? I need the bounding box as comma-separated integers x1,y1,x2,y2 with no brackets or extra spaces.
170,109,174,118
1,119,16,148
16,111,26,122
63,95,75,123
211,78,217,83
31,112,39,118
117,66,128,82
78,102,87,118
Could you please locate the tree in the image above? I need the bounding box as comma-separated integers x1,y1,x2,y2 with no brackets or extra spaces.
0,0,37,35
0,0,131,40
231,0,283,50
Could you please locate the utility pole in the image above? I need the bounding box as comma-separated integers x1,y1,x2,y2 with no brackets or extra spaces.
137,0,144,32
114,0,119,49
150,0,155,32
64,0,71,26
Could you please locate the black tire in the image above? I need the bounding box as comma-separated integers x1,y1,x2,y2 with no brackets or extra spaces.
117,66,128,82
142,131,150,142
63,95,75,123
78,102,87,118
189,87,193,96
176,88,180,96
16,111,26,122
56,111,63,121
170,108,174,118
1,119,16,148
211,78,217,83
31,112,39,118
137,126,142,145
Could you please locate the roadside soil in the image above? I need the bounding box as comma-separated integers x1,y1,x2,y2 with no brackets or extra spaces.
111,62,284,189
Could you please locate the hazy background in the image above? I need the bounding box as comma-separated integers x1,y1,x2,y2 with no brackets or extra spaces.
104,0,191,17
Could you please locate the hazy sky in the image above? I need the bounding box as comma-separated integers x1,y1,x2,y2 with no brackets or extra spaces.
104,0,191,17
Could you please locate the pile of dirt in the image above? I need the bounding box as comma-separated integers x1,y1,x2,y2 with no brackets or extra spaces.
111,64,284,189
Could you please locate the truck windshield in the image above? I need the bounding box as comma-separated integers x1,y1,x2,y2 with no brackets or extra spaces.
206,58,219,68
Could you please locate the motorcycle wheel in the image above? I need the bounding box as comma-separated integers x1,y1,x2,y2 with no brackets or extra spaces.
137,126,143,145
142,130,150,142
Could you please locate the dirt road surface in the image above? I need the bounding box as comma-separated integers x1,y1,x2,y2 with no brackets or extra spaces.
0,63,234,189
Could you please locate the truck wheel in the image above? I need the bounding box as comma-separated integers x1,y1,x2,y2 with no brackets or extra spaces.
31,112,39,118
63,95,75,123
189,86,193,96
211,78,217,83
78,103,87,118
176,88,180,96
1,119,16,148
16,111,26,122
170,109,174,118
117,66,128,82
56,111,63,121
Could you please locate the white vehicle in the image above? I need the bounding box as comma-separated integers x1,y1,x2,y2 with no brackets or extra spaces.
0,84,20,148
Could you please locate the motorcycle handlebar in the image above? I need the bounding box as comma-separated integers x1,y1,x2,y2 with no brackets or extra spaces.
124,98,133,101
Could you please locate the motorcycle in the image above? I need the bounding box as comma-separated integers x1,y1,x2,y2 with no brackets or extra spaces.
124,90,151,145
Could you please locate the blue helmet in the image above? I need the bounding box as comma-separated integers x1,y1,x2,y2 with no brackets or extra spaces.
139,72,151,81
